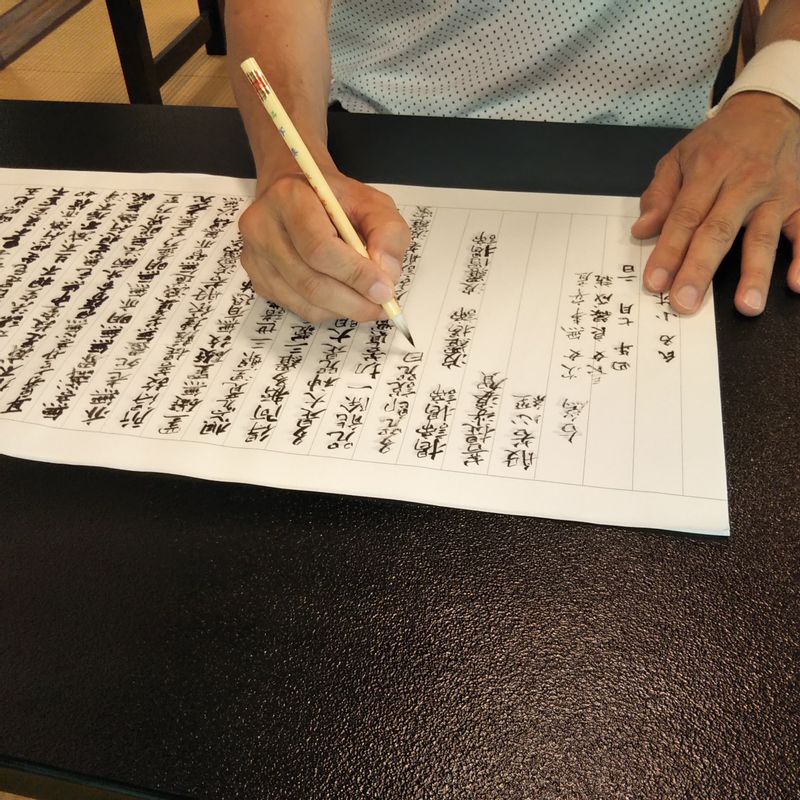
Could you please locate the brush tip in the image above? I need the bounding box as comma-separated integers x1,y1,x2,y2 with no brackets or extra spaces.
391,314,415,348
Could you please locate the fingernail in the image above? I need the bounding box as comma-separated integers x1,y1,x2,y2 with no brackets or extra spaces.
675,284,699,311
742,288,763,312
380,254,402,282
368,280,393,304
649,267,669,291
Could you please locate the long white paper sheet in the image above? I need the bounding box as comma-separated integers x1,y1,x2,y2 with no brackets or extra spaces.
0,168,728,534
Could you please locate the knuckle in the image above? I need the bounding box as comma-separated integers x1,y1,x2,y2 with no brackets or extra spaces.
640,183,658,201
374,188,396,206
747,227,779,252
248,272,273,301
641,185,668,207
670,205,704,231
343,256,369,287
654,151,677,175
238,205,258,240
306,237,337,271
241,250,270,294
299,271,325,304
688,258,716,282
378,220,412,254
740,166,775,194
238,202,279,251
265,173,299,200
250,279,270,300
652,240,684,266
692,147,727,174
701,216,737,245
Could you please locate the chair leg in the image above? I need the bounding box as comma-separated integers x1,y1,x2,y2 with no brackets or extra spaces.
105,0,162,104
200,0,226,56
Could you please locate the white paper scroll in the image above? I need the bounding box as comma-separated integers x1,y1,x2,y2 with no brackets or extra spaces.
0,169,728,534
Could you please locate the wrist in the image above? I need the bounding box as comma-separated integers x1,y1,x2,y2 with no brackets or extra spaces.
255,135,338,193
720,90,800,131
708,39,800,123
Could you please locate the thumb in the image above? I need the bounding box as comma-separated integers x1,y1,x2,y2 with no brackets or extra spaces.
632,151,683,239
351,202,410,284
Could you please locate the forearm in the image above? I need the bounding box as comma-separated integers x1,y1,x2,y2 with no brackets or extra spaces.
225,0,335,186
756,0,800,50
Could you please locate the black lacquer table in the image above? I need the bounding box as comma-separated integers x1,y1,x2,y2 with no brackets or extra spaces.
0,99,797,800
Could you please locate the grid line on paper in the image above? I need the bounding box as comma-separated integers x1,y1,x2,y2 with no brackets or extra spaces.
177,299,272,444
334,203,439,462
2,191,167,425
220,304,290,447
395,208,470,460
0,413,726,502
33,194,234,433
377,204,438,465
533,214,573,483
0,175,728,534
411,205,632,219
486,211,540,474
349,204,439,465
391,208,472,466
172,287,284,445
580,215,609,486
307,344,366,458
50,194,219,433
0,188,122,330
631,239,643,491
95,204,242,435
258,319,342,452
436,209,499,469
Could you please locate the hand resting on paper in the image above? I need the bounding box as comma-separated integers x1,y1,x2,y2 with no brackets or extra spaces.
633,91,800,316
238,166,410,323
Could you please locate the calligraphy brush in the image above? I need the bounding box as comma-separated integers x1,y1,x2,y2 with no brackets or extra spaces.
240,57,415,347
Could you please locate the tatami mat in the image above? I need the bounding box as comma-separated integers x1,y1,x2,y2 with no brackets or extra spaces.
0,0,236,106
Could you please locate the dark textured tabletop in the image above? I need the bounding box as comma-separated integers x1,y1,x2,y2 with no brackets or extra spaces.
0,100,797,800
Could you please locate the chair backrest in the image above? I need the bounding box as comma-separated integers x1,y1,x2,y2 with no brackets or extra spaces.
712,0,762,104
740,0,762,63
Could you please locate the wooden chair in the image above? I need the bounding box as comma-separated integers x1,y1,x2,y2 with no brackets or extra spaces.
713,0,762,104
740,0,762,63
0,0,92,68
105,0,225,104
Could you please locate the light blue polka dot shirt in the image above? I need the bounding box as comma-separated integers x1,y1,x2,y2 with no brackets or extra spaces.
329,0,743,127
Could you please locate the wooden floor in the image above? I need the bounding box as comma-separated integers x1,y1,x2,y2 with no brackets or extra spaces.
0,0,236,106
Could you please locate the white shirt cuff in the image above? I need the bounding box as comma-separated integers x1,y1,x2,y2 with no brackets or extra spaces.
708,39,800,118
